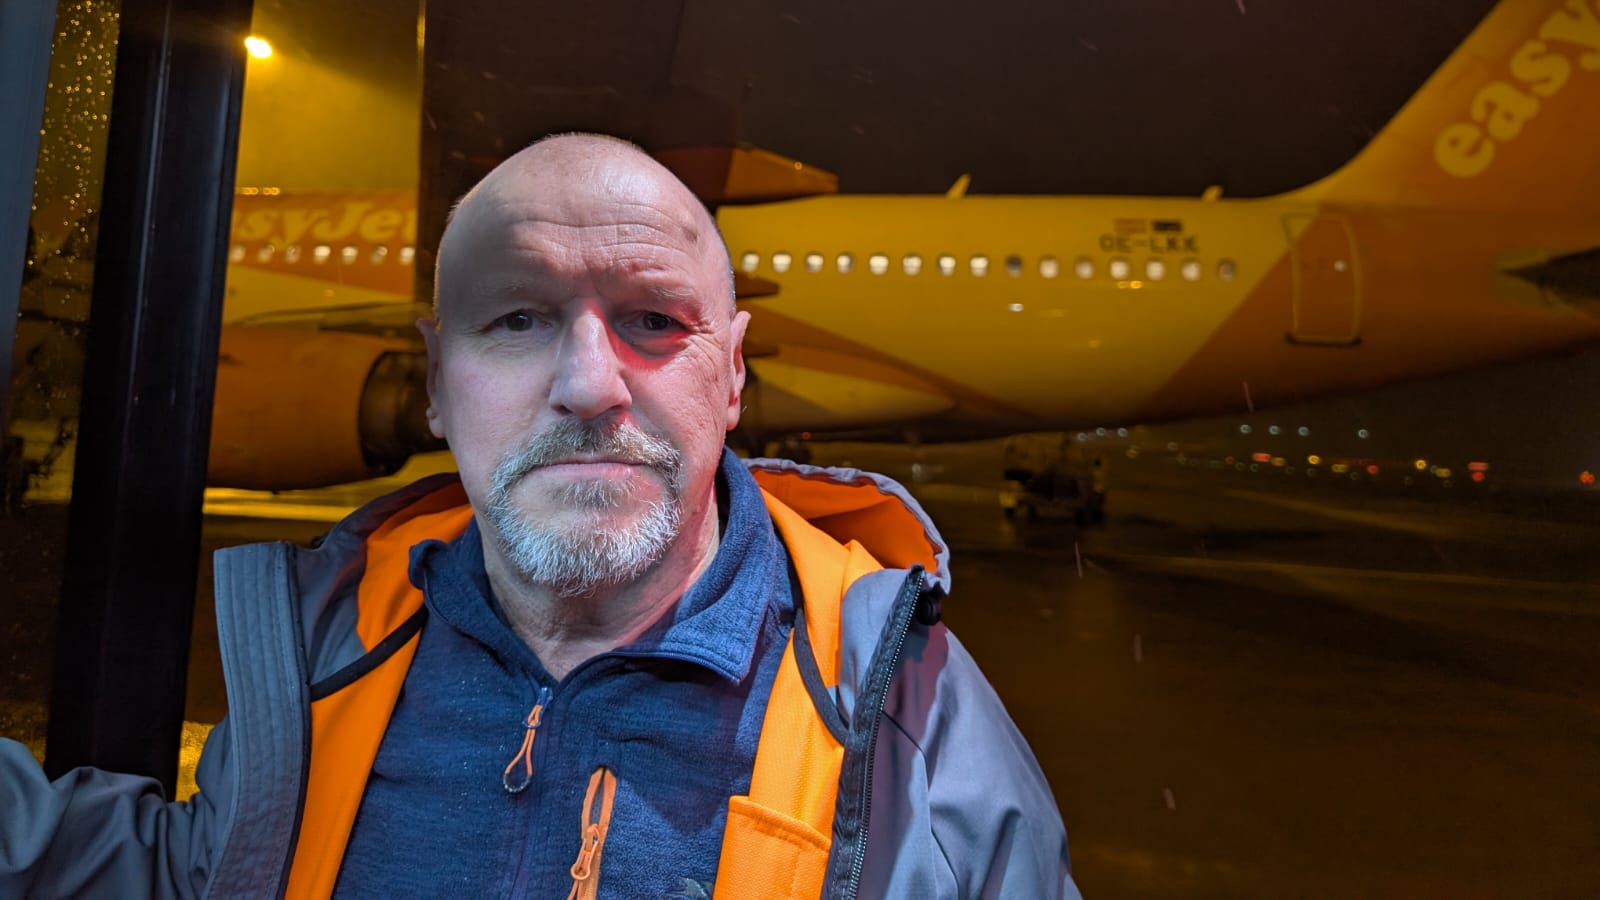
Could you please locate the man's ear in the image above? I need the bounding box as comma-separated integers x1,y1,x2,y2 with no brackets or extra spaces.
417,317,446,439
725,308,750,431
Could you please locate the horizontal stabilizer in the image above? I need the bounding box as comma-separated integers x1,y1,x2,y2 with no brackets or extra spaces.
1508,247,1600,307
654,146,838,204
734,270,780,300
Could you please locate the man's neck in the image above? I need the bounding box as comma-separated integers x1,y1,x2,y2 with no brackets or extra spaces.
482,503,721,682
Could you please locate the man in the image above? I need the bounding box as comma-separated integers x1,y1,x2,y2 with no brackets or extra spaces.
1,134,1079,898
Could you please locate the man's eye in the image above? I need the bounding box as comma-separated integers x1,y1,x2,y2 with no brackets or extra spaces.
499,311,534,332
639,312,676,332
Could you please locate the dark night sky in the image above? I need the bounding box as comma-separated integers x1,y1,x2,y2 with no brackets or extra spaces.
425,0,1500,197
406,0,1595,485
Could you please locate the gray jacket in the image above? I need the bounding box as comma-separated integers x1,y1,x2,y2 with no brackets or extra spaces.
1,459,1079,898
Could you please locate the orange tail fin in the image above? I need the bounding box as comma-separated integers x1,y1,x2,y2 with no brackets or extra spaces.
1304,0,1600,214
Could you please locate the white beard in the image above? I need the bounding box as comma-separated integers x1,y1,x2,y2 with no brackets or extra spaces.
483,420,684,598
488,478,681,598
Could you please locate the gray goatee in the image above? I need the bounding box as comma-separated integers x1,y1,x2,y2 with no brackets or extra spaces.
485,418,684,599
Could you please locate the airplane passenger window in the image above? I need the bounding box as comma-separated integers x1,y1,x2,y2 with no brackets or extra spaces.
804,252,823,273
937,254,956,276
256,244,276,262
771,252,792,274
869,254,889,275
903,254,922,276
1181,258,1202,281
1146,259,1166,280
229,244,245,262
284,245,301,263
312,244,332,264
1039,256,1059,278
370,246,387,264
1005,255,1023,277
1109,258,1130,279
970,255,989,277
1074,256,1094,279
399,246,415,265
1218,258,1236,281
836,252,853,273
740,251,759,272
340,245,358,265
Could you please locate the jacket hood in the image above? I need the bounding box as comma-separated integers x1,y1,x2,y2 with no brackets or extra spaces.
743,457,952,597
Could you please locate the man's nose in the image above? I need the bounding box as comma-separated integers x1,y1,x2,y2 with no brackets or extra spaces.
548,312,630,419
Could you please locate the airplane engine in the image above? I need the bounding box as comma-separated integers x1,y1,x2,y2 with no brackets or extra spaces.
208,325,440,490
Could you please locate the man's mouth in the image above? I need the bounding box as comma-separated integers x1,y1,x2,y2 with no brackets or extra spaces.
542,455,646,467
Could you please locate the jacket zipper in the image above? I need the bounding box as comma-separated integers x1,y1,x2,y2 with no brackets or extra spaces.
503,684,552,793
844,568,925,898
566,766,617,900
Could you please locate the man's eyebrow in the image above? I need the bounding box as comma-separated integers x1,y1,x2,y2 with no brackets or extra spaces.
645,281,698,302
472,278,550,300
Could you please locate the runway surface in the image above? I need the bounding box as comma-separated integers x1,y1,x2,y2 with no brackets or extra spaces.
5,442,1599,897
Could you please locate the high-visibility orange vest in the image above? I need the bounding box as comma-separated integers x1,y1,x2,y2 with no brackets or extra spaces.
282,478,892,899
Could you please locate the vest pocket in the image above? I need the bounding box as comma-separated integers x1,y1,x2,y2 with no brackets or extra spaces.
713,795,830,899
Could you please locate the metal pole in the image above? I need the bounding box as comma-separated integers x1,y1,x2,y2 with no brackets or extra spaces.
45,0,253,794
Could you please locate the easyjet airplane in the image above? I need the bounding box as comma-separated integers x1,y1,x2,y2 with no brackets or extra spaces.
208,0,1600,491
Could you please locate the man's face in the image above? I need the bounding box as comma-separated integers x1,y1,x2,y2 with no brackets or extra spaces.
423,158,748,596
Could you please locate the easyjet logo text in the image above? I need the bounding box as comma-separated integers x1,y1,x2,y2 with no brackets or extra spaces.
1433,0,1600,178
230,202,419,246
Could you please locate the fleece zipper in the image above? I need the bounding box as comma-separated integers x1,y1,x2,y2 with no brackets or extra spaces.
566,766,617,900
504,682,554,899
503,684,553,793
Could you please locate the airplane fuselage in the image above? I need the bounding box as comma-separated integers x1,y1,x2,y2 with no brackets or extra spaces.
720,193,1600,440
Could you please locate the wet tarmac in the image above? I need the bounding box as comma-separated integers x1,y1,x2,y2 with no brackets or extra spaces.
6,443,1600,897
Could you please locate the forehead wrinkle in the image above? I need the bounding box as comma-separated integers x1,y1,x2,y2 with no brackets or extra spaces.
438,143,731,315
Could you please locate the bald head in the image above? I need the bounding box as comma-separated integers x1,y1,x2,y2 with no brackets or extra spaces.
435,134,733,318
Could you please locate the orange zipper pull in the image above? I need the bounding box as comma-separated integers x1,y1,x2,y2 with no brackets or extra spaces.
566,766,617,900
502,685,552,793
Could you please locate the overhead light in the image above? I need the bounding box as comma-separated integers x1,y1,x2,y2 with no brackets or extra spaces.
245,35,273,59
